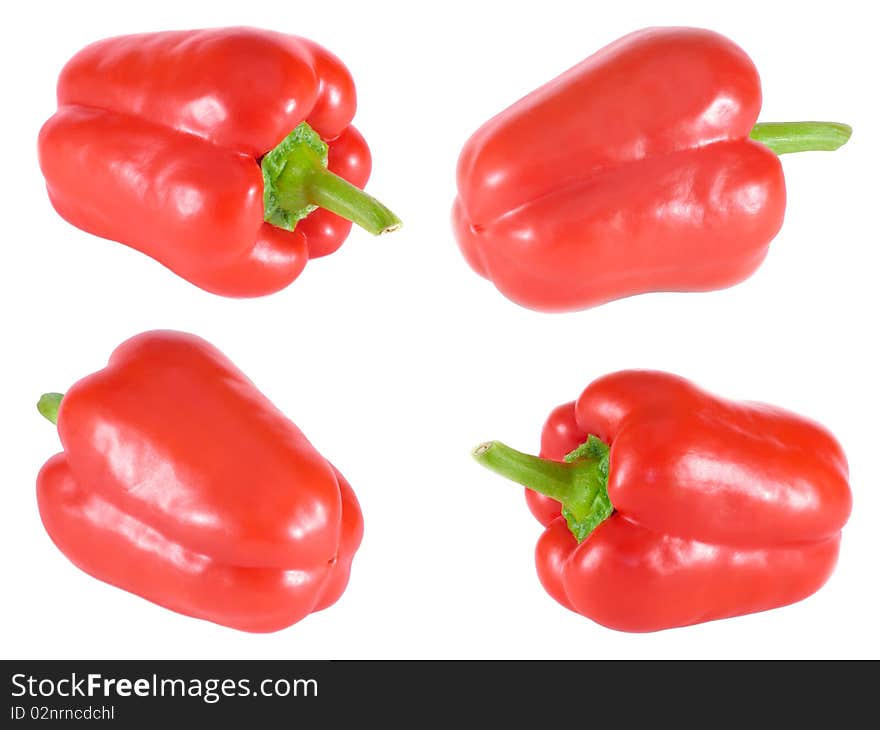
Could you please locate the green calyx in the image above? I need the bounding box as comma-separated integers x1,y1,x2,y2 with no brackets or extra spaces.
472,435,614,543
560,436,613,541
262,122,329,230
38,392,64,425
261,122,401,236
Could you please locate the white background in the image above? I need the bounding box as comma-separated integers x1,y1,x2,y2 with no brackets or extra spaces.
1,0,877,659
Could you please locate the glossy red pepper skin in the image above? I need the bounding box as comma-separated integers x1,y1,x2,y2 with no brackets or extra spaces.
529,371,851,632
38,28,371,296
453,27,786,312
36,331,363,632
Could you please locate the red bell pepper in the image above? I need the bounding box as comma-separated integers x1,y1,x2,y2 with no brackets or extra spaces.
36,330,363,632
38,27,401,297
472,370,852,632
453,27,851,312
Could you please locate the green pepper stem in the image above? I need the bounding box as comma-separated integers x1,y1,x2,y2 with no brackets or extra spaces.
472,438,614,542
472,441,581,504
262,122,401,235
38,392,64,425
304,167,402,235
750,121,852,155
